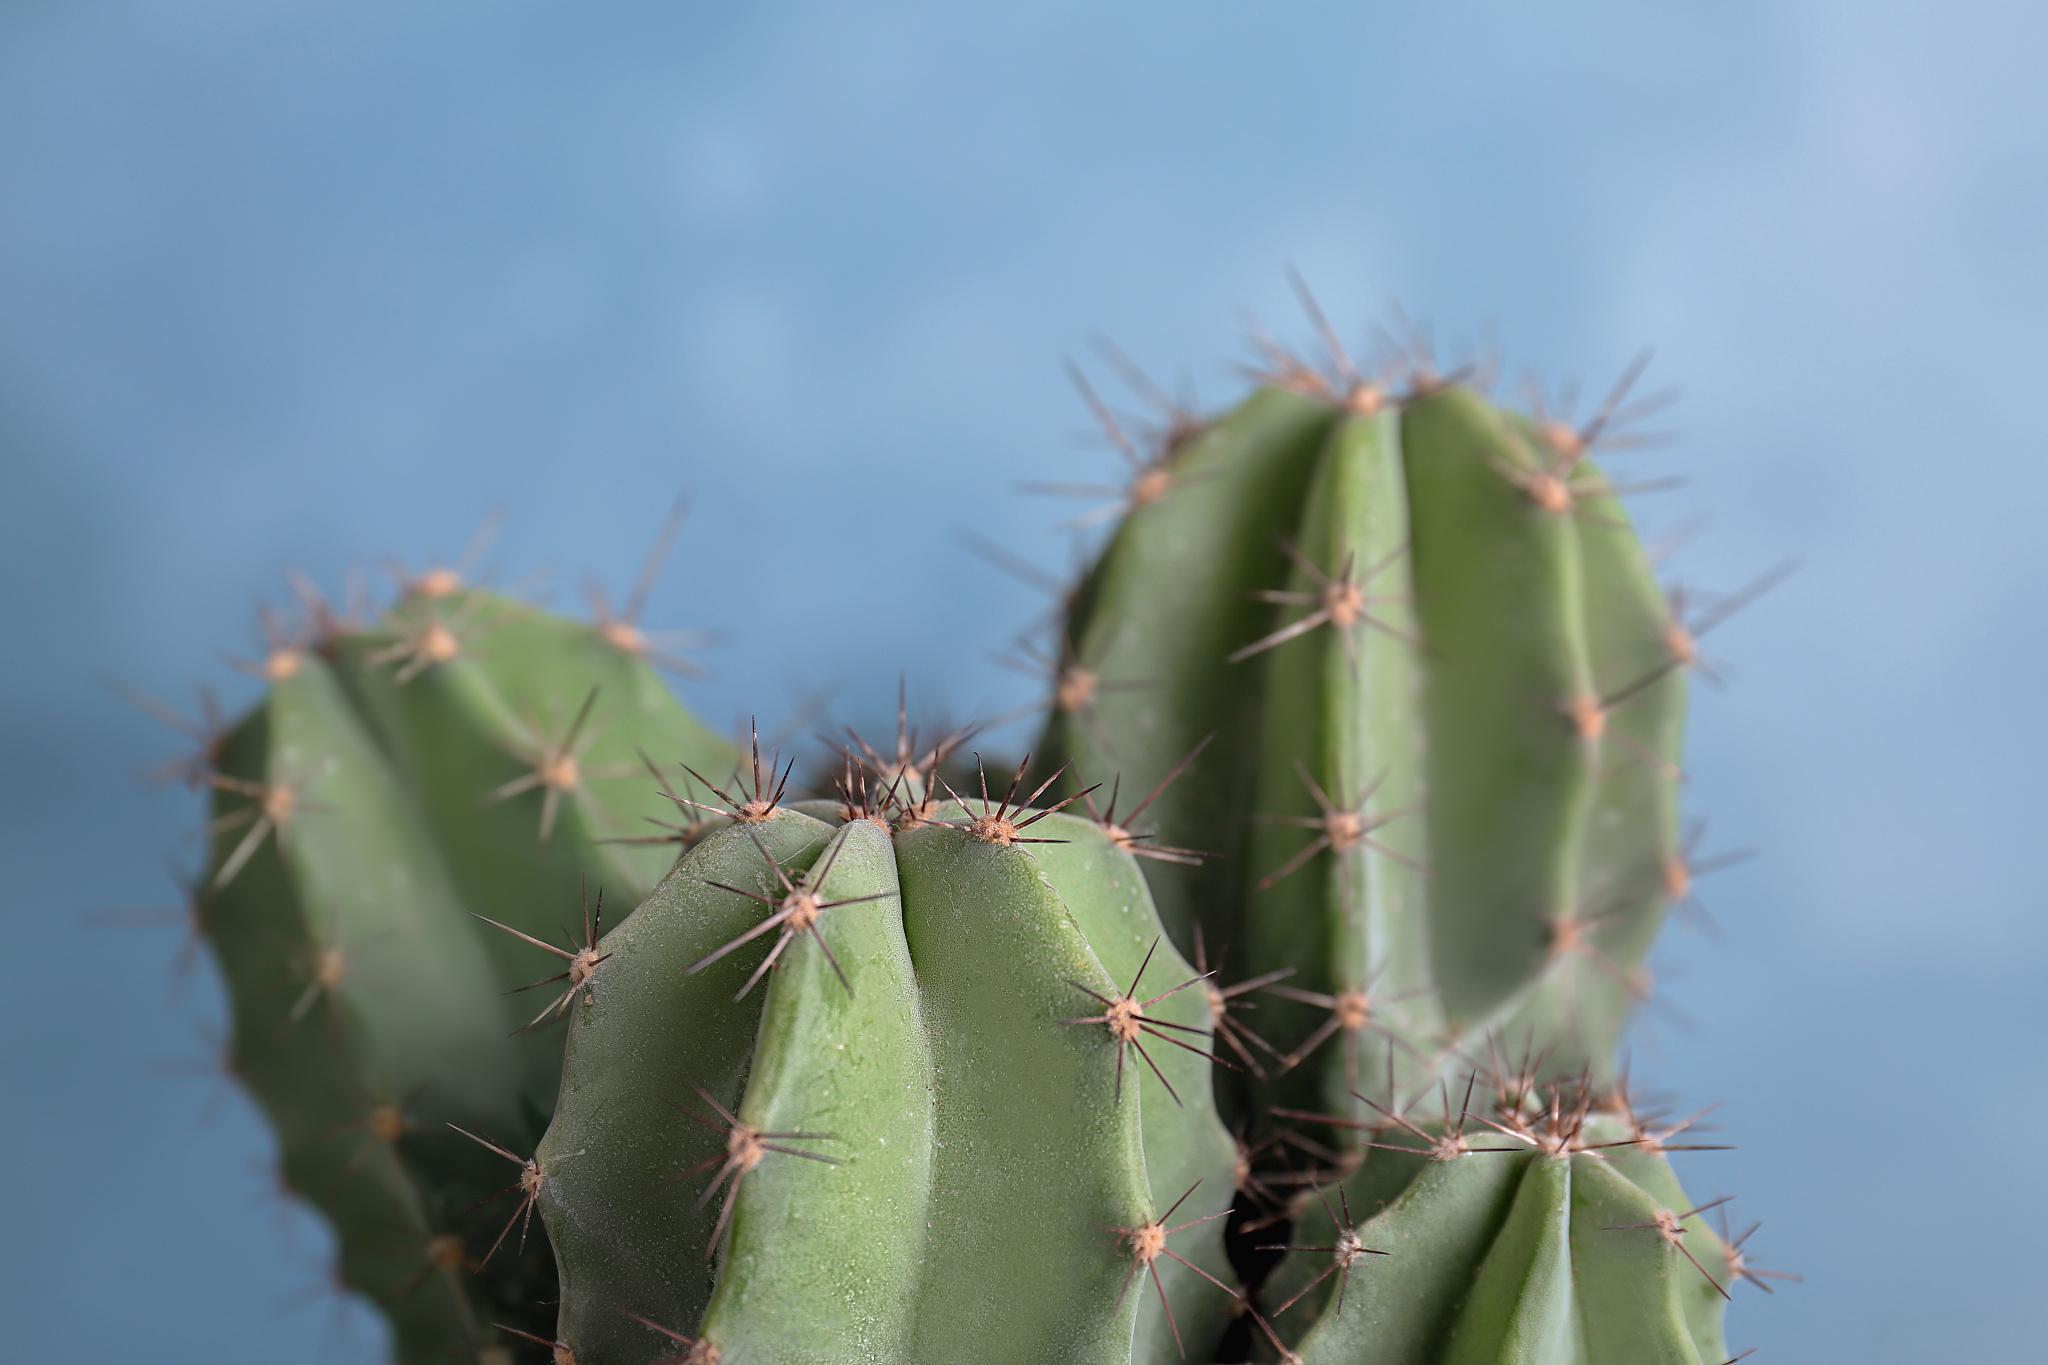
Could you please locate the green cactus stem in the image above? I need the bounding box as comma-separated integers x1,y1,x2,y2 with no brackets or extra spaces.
1259,1072,1750,1364
1038,309,1712,1129
186,517,736,1360
531,758,1244,1365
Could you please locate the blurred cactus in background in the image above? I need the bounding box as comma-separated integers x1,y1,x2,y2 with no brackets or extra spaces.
151,511,736,1355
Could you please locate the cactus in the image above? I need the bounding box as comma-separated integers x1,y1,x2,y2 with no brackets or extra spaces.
1015,298,1787,1359
140,294,1785,1365
524,758,1246,1365
1257,1070,1756,1364
1035,311,1722,1128
177,519,737,1359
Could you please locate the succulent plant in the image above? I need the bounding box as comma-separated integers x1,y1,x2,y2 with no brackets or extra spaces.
1029,305,1778,1132
1010,295,1791,1360
1259,1070,1752,1364
521,762,1248,1365
138,294,1786,1365
171,517,736,1358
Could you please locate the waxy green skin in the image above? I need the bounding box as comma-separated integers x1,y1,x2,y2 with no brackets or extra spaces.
1261,1113,1729,1364
1042,384,1687,1121
200,587,735,1359
535,804,1240,1365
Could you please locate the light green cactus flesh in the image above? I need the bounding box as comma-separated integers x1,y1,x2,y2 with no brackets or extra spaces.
198,578,736,1360
533,788,1241,1365
1040,372,1689,1125
1259,1084,1734,1365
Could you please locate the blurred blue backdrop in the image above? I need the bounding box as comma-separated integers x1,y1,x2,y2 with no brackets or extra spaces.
4,2,2041,1360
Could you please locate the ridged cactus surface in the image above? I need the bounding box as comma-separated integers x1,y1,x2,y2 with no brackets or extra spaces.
1039,357,1692,1127
194,561,734,1358
1258,1071,1739,1364
530,767,1242,1365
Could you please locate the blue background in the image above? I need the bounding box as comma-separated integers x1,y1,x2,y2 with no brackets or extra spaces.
4,3,2040,1359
